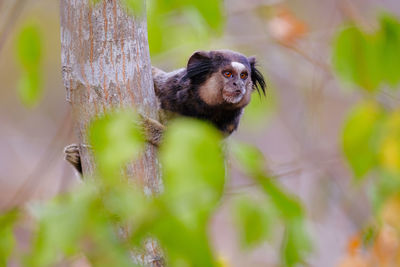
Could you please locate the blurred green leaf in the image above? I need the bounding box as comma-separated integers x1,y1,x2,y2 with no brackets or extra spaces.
155,118,225,266
190,0,224,30
232,143,304,220
26,182,138,267
233,197,275,248
17,70,42,107
231,142,265,176
361,225,377,247
152,215,218,267
342,101,385,179
160,118,225,228
333,13,400,91
103,182,151,226
89,110,145,177
379,111,400,173
258,178,304,221
26,185,98,267
282,219,312,267
16,24,42,71
147,0,224,55
332,26,380,91
16,23,43,107
0,210,19,267
376,14,400,87
369,169,400,213
232,142,311,266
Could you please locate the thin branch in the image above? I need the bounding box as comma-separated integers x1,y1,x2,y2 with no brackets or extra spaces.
337,0,373,30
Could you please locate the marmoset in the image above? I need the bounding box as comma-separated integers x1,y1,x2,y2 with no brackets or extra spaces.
65,50,266,173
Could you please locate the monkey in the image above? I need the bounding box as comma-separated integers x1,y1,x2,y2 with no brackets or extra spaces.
152,50,266,134
65,50,266,174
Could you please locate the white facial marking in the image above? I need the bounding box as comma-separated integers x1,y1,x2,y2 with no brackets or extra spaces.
231,62,246,73
231,95,243,104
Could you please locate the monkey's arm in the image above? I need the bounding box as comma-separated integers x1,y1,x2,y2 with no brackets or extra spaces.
65,115,165,174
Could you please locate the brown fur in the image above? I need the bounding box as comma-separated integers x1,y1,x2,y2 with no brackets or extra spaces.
198,74,224,106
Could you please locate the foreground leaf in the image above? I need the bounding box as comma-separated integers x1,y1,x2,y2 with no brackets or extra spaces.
0,210,19,266
233,197,275,248
342,101,384,179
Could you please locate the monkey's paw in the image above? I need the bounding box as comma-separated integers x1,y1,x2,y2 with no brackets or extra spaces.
64,144,82,174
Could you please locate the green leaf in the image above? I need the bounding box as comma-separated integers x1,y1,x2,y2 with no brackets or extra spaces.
16,24,43,107
232,143,311,265
369,169,400,213
377,14,400,87
259,178,304,220
379,111,400,173
160,118,225,228
231,142,265,176
88,110,145,177
17,70,42,107
333,13,400,91
342,101,385,179
232,143,304,220
332,26,380,91
102,180,152,227
154,118,225,267
27,182,138,267
282,219,312,267
0,210,19,267
147,0,225,55
26,185,97,267
152,215,218,267
190,0,224,31
16,24,42,71
233,197,275,248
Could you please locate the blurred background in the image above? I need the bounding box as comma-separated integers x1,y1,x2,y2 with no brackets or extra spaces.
1,0,400,266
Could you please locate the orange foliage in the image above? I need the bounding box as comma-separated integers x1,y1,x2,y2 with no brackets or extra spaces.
337,195,400,267
267,6,308,45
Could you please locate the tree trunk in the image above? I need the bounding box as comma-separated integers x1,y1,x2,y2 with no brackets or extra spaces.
60,0,161,192
60,0,163,265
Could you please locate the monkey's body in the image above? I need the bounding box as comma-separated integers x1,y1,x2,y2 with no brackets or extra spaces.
152,67,243,134
65,50,266,174
152,50,265,135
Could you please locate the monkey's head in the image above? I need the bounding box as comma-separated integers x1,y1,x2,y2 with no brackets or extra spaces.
185,50,266,109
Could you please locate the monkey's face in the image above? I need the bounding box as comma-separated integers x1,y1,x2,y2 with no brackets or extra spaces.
219,61,253,106
186,50,266,109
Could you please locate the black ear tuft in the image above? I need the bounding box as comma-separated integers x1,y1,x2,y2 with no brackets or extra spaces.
185,51,214,85
248,57,266,96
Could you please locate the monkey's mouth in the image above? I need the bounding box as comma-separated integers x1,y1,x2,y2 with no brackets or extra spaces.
223,91,244,104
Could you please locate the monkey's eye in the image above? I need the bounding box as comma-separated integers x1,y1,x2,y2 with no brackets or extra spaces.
223,71,232,78
240,72,248,79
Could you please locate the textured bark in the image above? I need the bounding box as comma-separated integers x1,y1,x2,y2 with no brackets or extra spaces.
60,0,161,194
60,0,163,265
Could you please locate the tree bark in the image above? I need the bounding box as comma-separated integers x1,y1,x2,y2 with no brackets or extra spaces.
60,0,163,265
60,0,161,193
